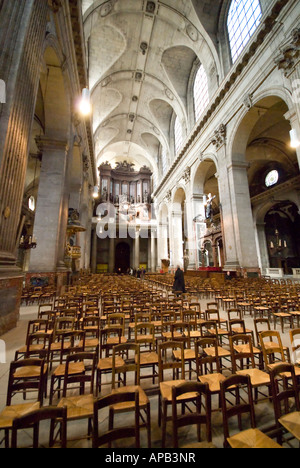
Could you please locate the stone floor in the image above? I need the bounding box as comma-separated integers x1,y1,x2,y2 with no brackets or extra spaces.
0,297,298,449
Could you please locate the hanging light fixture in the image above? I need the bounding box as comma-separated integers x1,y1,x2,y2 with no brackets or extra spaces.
79,88,92,116
92,186,99,199
289,128,300,149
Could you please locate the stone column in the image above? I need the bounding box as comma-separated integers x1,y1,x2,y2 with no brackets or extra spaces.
217,159,240,271
0,0,48,335
150,229,156,272
157,221,168,269
91,227,97,274
29,138,69,272
171,209,183,269
0,0,48,269
227,161,259,272
134,230,140,270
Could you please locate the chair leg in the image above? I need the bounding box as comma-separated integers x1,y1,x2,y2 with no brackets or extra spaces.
146,403,151,448
161,399,167,448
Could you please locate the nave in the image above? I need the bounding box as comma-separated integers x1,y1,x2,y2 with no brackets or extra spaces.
0,274,299,448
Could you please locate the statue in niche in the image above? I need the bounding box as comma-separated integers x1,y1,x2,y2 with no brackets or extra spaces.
205,193,216,221
68,208,80,226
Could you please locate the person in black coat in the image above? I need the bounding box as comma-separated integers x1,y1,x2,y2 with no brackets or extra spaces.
173,266,186,293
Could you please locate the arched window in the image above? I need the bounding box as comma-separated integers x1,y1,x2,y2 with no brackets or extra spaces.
174,116,183,155
193,64,209,122
161,145,168,174
227,0,262,63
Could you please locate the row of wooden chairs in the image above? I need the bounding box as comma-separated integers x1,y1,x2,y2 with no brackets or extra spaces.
2,339,299,448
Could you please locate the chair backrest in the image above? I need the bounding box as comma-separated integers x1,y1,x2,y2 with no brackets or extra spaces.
171,381,212,448
62,352,97,397
254,318,271,345
25,332,53,362
134,312,151,324
182,310,197,327
199,321,218,338
269,363,300,425
205,309,221,323
112,343,140,388
259,330,286,368
228,319,246,335
289,328,300,357
6,359,46,406
227,309,242,321
195,337,221,375
11,406,67,448
53,317,75,335
158,341,185,382
93,391,140,448
230,334,256,373
82,316,100,334
107,313,126,334
170,321,191,348
134,323,155,350
220,374,256,447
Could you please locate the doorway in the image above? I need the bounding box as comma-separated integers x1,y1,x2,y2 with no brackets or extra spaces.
115,242,131,273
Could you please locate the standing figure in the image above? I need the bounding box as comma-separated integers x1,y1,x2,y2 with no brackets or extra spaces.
173,265,186,294
205,193,216,221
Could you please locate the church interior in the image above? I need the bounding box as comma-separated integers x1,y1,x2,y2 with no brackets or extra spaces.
0,0,300,449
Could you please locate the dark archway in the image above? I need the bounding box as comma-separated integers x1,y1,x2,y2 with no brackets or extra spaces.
265,202,300,274
115,242,131,273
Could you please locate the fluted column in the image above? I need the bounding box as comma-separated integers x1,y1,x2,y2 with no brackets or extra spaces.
0,0,48,270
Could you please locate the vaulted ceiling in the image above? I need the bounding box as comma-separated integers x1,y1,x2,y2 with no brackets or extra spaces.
82,0,224,186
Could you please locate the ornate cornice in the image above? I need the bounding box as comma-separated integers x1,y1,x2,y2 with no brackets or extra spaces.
274,27,300,76
68,0,97,185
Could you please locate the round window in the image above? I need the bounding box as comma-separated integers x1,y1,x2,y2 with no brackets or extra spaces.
265,170,279,188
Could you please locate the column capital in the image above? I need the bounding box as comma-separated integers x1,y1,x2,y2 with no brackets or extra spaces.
227,161,250,171
210,124,226,149
35,136,69,153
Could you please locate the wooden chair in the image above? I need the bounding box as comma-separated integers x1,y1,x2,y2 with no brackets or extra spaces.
171,381,215,449
49,317,76,369
80,316,100,358
110,343,151,448
14,320,51,361
203,313,229,345
220,374,282,448
269,363,300,445
134,322,158,385
56,352,97,441
158,341,186,448
92,391,140,448
254,318,290,362
171,322,195,379
96,327,124,394
0,359,46,448
290,328,300,364
195,337,227,405
230,334,271,403
11,406,67,448
49,331,86,404
259,330,289,372
199,322,231,371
